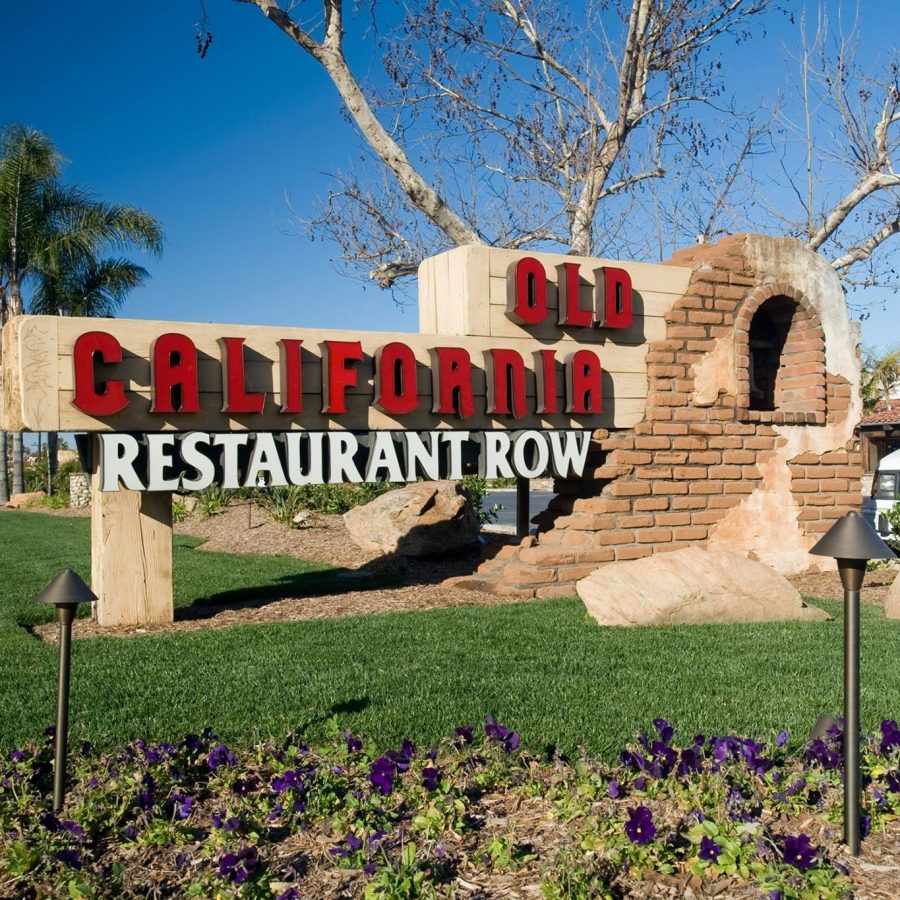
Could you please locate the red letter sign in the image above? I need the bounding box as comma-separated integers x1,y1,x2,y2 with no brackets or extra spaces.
594,266,633,330
557,262,592,328
486,348,527,418
431,347,475,418
566,349,603,414
72,331,129,416
374,342,420,415
535,349,559,414
151,333,200,414
278,339,303,414
322,340,363,414
219,337,266,414
507,257,548,325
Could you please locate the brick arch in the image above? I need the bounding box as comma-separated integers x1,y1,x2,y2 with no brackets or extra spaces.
734,282,826,425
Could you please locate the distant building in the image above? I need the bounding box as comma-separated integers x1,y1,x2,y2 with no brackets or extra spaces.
859,399,900,485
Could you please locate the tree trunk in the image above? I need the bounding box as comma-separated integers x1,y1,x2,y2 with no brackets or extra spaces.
47,432,58,495
0,432,8,504
11,432,24,495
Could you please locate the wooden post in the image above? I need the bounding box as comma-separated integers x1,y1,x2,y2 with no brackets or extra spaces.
516,476,530,540
89,437,174,627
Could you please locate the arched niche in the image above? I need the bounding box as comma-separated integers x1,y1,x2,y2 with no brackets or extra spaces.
734,283,826,425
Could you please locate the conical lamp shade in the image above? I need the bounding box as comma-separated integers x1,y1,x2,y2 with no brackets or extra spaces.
34,570,98,607
810,512,896,561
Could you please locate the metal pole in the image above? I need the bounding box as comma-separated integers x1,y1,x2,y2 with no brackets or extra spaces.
53,606,75,813
516,477,530,540
844,584,861,855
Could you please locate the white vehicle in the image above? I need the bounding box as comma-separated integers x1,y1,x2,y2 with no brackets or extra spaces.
872,448,900,538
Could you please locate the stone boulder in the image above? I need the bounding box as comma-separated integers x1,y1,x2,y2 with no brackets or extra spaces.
6,491,47,509
577,545,830,626
343,481,478,558
884,570,900,620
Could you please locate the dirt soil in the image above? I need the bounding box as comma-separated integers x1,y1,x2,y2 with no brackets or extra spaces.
26,501,900,644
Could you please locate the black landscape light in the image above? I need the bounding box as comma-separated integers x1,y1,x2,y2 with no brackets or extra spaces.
34,570,97,812
810,511,895,855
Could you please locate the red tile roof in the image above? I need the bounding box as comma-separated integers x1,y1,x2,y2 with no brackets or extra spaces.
860,399,900,427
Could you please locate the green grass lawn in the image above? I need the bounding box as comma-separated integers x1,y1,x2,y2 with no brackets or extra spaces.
1,510,899,759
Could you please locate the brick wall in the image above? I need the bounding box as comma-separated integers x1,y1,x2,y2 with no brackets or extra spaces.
464,234,862,598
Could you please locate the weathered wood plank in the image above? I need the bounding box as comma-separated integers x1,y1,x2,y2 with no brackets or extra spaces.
90,444,174,627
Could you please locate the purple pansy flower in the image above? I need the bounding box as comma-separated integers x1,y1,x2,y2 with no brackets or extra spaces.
346,734,363,754
454,725,474,746
782,834,816,871
207,743,238,771
217,845,258,884
422,766,441,791
624,806,656,845
53,849,82,870
699,836,721,862
370,756,395,796
60,820,86,840
608,779,620,799
777,730,789,748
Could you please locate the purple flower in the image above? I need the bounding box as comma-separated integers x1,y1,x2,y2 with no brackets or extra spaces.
777,730,789,748
653,718,674,745
363,863,377,875
484,715,509,743
624,806,656,845
212,810,241,833
608,779,620,799
217,845,258,884
175,851,192,868
53,849,82,870
454,725,474,746
633,776,647,791
177,796,194,819
698,836,721,862
346,833,363,851
782,834,816,871
60,820,87,840
346,734,363,754
370,756,394,796
9,749,25,763
886,771,900,793
880,720,900,754
207,743,238,771
422,766,441,791
272,770,302,794
232,776,259,795
39,813,60,832
278,891,302,900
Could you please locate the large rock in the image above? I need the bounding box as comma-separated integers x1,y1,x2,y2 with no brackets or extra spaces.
6,491,47,509
343,481,478,558
577,545,830,626
884,570,900,620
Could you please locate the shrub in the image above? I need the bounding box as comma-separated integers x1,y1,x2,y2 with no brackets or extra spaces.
253,483,398,523
460,475,502,526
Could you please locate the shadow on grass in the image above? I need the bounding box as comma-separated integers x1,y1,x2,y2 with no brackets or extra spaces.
173,530,502,622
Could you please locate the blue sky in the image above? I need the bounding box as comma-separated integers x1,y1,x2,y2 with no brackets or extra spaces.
4,0,900,348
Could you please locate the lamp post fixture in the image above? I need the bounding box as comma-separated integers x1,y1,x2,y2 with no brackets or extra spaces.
810,511,895,855
34,570,97,812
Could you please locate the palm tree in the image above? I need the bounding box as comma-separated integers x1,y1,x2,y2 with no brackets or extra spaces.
861,347,900,415
0,123,162,498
